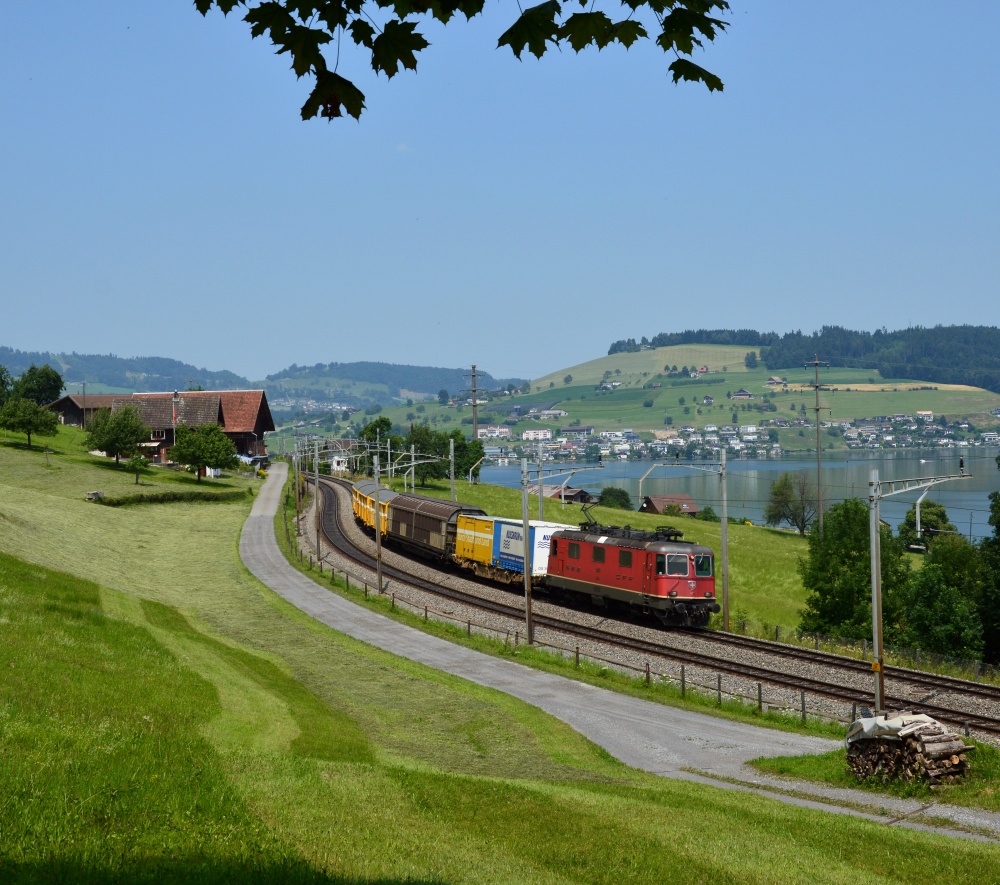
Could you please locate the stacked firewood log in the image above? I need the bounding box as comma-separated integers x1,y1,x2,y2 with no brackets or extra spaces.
846,717,975,786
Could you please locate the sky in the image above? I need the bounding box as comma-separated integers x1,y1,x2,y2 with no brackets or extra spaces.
2,2,998,384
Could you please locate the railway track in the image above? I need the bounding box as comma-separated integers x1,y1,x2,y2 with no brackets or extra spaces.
314,476,1000,737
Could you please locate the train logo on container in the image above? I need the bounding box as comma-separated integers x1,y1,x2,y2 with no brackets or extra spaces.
501,529,523,551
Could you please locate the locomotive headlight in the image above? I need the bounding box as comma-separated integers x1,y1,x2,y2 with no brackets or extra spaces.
705,591,714,598
668,590,677,597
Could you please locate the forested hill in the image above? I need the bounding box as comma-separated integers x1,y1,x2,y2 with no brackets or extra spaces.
608,326,1000,394
265,362,517,397
0,346,250,392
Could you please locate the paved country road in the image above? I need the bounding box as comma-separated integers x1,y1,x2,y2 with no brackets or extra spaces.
240,463,1000,842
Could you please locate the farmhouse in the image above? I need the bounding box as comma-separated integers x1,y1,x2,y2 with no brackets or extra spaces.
638,494,700,516
732,388,754,400
52,389,275,462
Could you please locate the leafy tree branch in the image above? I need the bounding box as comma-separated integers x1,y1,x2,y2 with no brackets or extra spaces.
195,0,728,120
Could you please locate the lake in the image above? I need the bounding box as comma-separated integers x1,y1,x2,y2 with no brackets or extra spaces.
480,449,1000,540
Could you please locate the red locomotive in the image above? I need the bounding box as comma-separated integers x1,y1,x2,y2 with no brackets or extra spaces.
545,521,719,627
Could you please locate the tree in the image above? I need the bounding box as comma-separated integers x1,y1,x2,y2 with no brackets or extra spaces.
197,1,728,121
0,366,11,409
437,389,450,406
563,375,573,385
891,563,983,660
169,424,238,482
798,498,910,640
86,406,150,466
0,398,60,448
598,487,633,510
897,500,956,550
744,351,758,369
763,472,817,536
12,364,64,406
125,454,150,485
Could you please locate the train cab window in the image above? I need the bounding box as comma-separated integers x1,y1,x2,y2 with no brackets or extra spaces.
695,555,713,577
550,539,558,556
619,550,632,568
666,554,689,576
568,542,580,560
592,546,605,563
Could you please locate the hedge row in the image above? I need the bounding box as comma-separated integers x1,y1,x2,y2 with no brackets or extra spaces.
92,487,252,507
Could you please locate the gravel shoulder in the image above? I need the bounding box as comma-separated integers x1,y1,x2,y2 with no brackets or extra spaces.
243,464,1000,842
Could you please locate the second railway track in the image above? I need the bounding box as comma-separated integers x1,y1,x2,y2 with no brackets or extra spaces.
311,475,1000,739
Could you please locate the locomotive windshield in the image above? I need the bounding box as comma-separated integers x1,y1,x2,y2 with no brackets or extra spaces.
656,554,689,576
694,554,713,577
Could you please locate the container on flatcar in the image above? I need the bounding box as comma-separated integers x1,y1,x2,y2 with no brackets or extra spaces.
351,480,397,535
546,525,718,626
454,515,574,582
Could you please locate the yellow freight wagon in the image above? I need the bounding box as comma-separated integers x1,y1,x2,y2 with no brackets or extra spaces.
351,480,396,535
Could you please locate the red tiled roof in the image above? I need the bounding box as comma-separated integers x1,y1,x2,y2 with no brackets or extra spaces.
129,390,274,434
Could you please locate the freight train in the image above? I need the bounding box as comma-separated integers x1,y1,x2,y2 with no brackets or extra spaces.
350,480,719,627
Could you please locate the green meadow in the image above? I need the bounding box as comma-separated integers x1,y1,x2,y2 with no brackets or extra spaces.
3,428,1000,881
352,345,1000,445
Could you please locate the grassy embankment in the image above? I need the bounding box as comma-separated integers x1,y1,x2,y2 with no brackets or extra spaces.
4,428,1000,880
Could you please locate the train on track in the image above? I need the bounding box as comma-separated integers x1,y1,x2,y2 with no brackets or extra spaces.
350,479,720,627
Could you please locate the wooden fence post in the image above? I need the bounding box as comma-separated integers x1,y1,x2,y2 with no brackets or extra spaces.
681,665,686,698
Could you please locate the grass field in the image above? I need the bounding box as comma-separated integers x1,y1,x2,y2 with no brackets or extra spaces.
4,430,1000,880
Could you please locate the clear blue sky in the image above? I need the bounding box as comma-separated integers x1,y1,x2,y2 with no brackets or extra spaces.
2,2,997,383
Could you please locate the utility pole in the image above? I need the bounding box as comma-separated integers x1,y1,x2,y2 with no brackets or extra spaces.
314,438,321,560
720,447,729,632
374,454,384,595
537,439,544,520
521,458,533,644
804,354,829,534
449,438,455,502
465,364,480,443
867,466,970,712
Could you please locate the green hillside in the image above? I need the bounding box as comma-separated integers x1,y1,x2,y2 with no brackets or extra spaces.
340,345,1000,448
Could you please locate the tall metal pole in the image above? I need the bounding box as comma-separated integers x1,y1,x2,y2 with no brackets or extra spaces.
314,438,321,559
720,447,729,632
521,458,534,644
374,454,384,594
537,440,544,520
449,438,455,502
805,354,828,534
471,364,479,443
869,468,885,712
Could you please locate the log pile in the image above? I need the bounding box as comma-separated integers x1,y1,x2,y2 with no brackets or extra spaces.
846,718,975,787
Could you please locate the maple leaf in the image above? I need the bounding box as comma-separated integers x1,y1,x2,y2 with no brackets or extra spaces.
497,1,561,60
301,70,367,120
558,12,613,52
668,58,724,92
657,7,727,54
372,20,430,77
349,18,376,49
608,19,647,49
